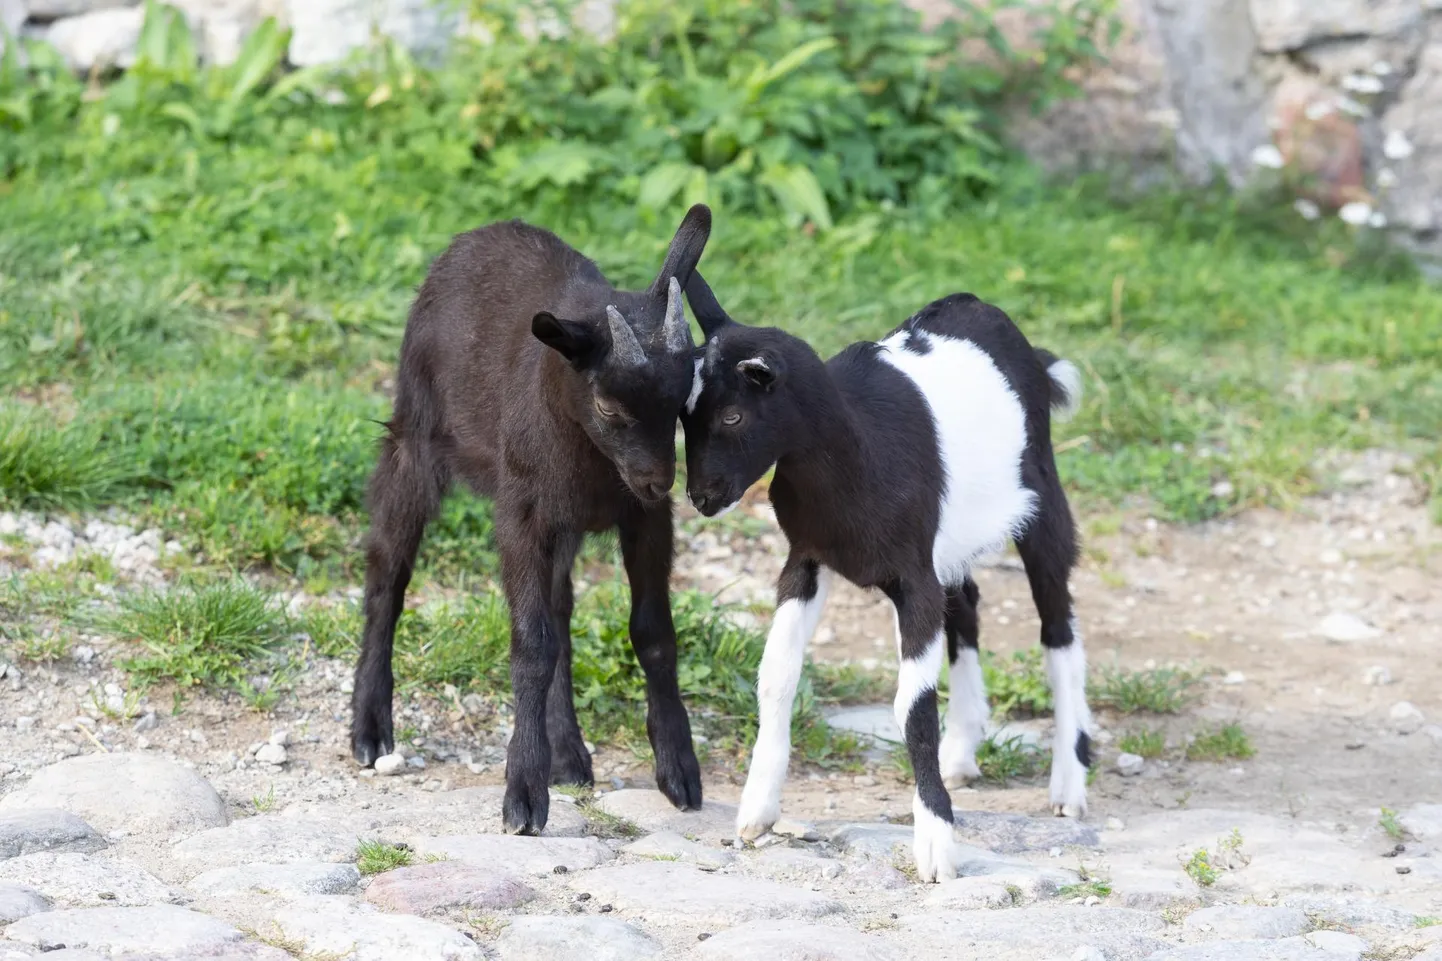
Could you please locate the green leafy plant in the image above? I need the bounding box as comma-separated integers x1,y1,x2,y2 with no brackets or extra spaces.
1379,807,1406,841
1118,727,1166,759
984,649,1053,718
1185,724,1255,762
1183,848,1217,887
1092,666,1199,714
976,734,1049,783
356,839,413,875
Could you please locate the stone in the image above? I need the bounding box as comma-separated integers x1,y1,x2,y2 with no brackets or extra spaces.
0,754,226,838
925,876,1019,909
622,831,735,869
494,916,663,961
951,809,1101,854
568,862,843,925
41,7,145,72
695,920,902,961
1250,0,1421,53
27,1,133,17
747,845,843,882
1318,612,1381,643
301,786,586,840
0,0,24,57
171,816,357,873
1144,931,1369,960
825,705,900,747
0,882,49,924
0,852,182,907
363,861,534,915
772,817,821,842
899,905,1167,961
411,834,612,876
373,753,406,776
1279,895,1415,930
0,810,105,860
592,789,738,839
4,906,242,955
1390,701,1426,735
1399,804,1442,839
187,862,361,898
1183,905,1311,939
253,743,286,765
1116,753,1146,776
829,823,912,861
285,0,464,67
268,895,482,960
164,0,273,65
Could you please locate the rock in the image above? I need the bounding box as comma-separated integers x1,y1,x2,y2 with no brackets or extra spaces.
1318,612,1380,643
925,876,1019,910
1116,753,1146,776
164,0,272,65
268,895,481,960
828,823,912,861
1279,895,1415,930
695,920,902,961
1390,701,1426,735
14,717,35,732
1145,931,1369,960
825,705,901,748
592,789,738,839
171,816,357,873
363,861,534,915
622,831,735,869
0,882,49,924
494,916,663,961
772,817,821,842
899,905,1166,961
1382,38,1442,244
285,0,465,67
27,1,134,18
4,906,242,956
1250,0,1421,53
42,7,144,72
0,0,24,57
951,809,1101,854
0,852,182,907
0,810,106,860
1183,905,1311,940
253,743,286,765
568,862,843,925
373,753,406,776
1398,804,1442,839
747,846,843,882
133,712,158,733
187,862,361,898
411,834,612,876
302,786,586,839
0,754,226,838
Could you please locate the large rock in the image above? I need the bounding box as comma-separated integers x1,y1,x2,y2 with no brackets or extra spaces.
696,920,902,961
494,916,663,961
267,895,482,960
41,7,144,71
0,852,182,908
410,834,612,876
898,905,1168,961
363,861,534,915
1143,933,1368,960
592,789,738,840
1249,0,1421,52
4,906,242,956
744,845,843,883
829,823,912,860
26,0,133,17
284,0,462,67
0,810,105,860
622,831,734,870
300,786,587,840
951,809,1100,854
567,861,843,925
0,882,49,925
1278,895,1417,930
1183,905,1312,940
187,862,361,898
0,754,226,838
171,816,357,875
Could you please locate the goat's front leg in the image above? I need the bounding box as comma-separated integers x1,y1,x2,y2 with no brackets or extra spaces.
545,531,593,788
884,575,957,882
619,501,702,811
737,556,830,840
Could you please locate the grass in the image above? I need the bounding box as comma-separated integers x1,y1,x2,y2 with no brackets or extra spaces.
984,649,1052,718
1185,724,1256,762
355,840,413,875
1183,848,1218,887
1417,917,1441,929
976,734,1049,783
1118,727,1167,759
1092,666,1199,714
1379,807,1406,841
1060,879,1113,899
564,788,644,840
0,403,148,511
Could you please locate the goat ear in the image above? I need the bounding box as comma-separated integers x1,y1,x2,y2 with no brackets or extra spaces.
650,204,712,296
685,270,734,340
736,356,780,391
532,312,600,367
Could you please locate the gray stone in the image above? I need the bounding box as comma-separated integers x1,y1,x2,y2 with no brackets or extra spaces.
1183,905,1311,940
568,862,843,925
252,743,286,765
1116,752,1146,776
171,816,357,874
27,1,133,17
0,882,49,924
695,920,902,961
494,916,663,961
622,831,734,869
899,905,1167,961
0,810,105,860
268,895,482,960
373,753,405,776
1249,0,1421,53
187,861,360,897
0,754,226,838
363,861,534,914
41,7,144,71
593,789,738,840
1318,612,1382,643
924,876,1019,909
285,0,464,67
4,906,242,955
304,786,587,839
829,823,912,860
411,834,612,876
1279,895,1415,930
1144,932,1367,960
0,852,182,907
1400,804,1442,839
746,845,843,882
951,809,1100,854
1389,701,1426,734
773,817,822,842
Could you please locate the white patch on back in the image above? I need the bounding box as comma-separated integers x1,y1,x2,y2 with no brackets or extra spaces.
686,356,704,414
878,330,1037,585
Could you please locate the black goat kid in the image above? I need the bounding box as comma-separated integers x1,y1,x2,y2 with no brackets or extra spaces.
352,207,713,836
681,275,1090,881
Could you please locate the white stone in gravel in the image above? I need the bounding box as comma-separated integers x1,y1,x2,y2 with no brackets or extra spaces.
0,810,105,860
747,845,843,882
253,743,287,766
622,831,734,869
373,753,406,776
187,862,360,898
495,916,662,961
1183,905,1311,939
900,906,1167,961
0,883,50,924
570,861,842,925
1319,612,1380,643
1116,753,1146,776
0,754,226,838
592,790,738,839
1390,701,1426,735
14,718,34,732
171,816,357,874
4,905,241,955
0,852,182,907
412,834,612,876
268,895,481,960
695,920,902,961
1362,665,1393,686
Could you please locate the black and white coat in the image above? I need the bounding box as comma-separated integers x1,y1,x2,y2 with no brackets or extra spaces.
681,281,1092,881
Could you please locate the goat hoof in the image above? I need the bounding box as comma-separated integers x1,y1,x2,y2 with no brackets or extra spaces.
655,746,703,812
503,782,550,836
549,739,595,788
351,726,393,769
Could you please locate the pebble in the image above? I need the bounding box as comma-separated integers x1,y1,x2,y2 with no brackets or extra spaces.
1223,671,1246,685
1115,753,1145,777
254,743,287,766
374,753,407,776
268,730,290,747
1363,665,1393,686
1319,612,1380,643
15,717,35,732
132,712,158,733
772,817,822,842
1390,702,1425,735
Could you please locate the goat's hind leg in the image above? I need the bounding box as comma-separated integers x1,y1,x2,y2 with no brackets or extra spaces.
940,577,989,788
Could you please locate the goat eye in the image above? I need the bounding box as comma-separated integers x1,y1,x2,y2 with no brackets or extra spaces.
722,411,742,427
595,398,621,419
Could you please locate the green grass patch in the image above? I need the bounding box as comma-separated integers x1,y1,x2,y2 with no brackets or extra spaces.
1059,879,1113,899
355,840,413,875
977,734,1049,783
0,403,148,511
984,649,1053,718
1118,727,1167,759
1185,724,1255,762
1092,666,1199,714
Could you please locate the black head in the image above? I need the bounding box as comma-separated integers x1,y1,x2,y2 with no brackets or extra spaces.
531,205,712,502
680,271,819,516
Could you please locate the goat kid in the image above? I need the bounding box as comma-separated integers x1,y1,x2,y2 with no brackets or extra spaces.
352,206,713,836
681,277,1091,881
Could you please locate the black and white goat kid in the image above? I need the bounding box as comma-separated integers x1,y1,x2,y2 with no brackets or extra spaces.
681,278,1092,881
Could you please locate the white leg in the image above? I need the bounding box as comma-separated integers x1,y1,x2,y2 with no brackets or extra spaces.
736,567,831,840
895,631,957,882
1046,620,1091,818
940,646,989,788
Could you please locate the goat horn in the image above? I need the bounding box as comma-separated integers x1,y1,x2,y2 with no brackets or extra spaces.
662,276,691,353
606,306,646,367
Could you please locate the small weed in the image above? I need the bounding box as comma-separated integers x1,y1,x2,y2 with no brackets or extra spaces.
579,802,644,840
976,734,1049,783
1092,666,1198,714
1060,879,1113,899
1118,727,1166,759
1416,917,1440,929
811,661,894,704
90,687,143,720
984,649,1053,718
356,840,413,875
1185,829,1248,886
16,629,72,664
251,784,276,814
1379,807,1406,841
1183,848,1218,886
1186,724,1255,762
467,914,509,937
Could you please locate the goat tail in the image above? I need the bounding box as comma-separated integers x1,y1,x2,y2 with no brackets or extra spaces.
1034,348,1083,422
